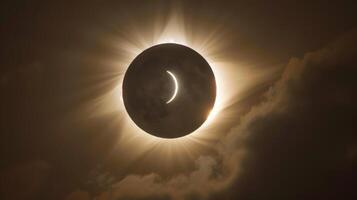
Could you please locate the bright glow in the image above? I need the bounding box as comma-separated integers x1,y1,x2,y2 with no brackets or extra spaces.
166,70,178,104
83,4,274,169
104,9,241,144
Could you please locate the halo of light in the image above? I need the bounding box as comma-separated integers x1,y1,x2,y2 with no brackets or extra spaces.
90,6,254,165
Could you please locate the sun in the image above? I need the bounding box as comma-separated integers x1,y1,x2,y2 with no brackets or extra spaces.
111,13,231,143
87,6,249,166
121,43,216,139
118,42,221,141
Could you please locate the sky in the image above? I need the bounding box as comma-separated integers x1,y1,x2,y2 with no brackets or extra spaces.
1,1,357,200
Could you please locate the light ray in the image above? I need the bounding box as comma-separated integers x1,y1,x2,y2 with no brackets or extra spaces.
81,4,274,171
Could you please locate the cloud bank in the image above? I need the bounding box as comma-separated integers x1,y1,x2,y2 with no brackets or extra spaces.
66,31,357,200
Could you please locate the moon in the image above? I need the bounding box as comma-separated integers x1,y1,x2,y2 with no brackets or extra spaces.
122,43,216,138
166,70,178,104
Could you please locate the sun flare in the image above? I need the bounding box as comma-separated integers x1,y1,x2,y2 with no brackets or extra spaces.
91,6,250,164
165,70,179,104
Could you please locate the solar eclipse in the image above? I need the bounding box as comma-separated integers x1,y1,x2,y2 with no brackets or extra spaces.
122,43,216,138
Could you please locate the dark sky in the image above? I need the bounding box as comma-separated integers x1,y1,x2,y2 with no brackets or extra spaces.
1,1,357,200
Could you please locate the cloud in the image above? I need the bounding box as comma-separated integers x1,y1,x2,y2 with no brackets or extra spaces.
65,190,90,200
218,31,357,200
93,156,237,200
67,31,357,200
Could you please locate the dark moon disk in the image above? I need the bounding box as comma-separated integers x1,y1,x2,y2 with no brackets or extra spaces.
122,43,216,138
